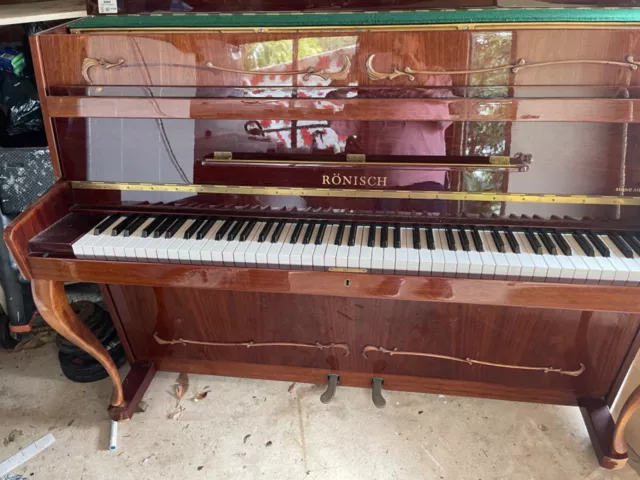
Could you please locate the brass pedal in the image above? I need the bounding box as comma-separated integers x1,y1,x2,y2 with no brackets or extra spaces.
372,377,386,408
320,373,339,404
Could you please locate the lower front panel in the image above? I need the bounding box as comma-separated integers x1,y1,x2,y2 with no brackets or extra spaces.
106,285,640,402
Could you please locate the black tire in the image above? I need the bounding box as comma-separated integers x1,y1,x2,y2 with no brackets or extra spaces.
0,309,18,350
56,303,111,354
68,328,122,361
58,345,126,383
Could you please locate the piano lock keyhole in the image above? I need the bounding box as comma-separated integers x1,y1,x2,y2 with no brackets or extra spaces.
344,279,351,287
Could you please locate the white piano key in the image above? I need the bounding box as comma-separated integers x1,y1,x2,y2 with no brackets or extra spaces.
534,233,562,282
475,232,495,280
290,223,308,270
497,231,521,280
371,226,384,274
600,235,640,286
453,230,470,279
512,232,535,281
406,228,420,275
72,230,95,259
277,223,296,269
324,225,339,270
481,230,508,280
430,229,446,277
244,221,266,267
187,220,222,264
418,229,432,276
313,225,332,271
267,223,293,268
461,229,482,279
359,226,373,271
593,234,630,286
437,229,457,278
199,221,228,265
544,233,575,284
395,227,409,274
590,248,617,285
301,224,319,271
382,227,396,273
348,225,364,269
561,234,590,284
564,234,602,285
166,219,196,264
336,224,351,268
121,217,157,261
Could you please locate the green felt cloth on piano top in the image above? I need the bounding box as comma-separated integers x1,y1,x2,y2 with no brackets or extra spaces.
69,8,640,30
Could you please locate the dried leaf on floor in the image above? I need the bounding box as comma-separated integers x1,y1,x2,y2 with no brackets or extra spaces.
174,373,190,401
243,434,251,444
167,406,185,420
193,390,209,402
288,383,296,393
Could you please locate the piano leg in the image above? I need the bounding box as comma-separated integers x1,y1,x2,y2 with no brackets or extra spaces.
32,279,125,408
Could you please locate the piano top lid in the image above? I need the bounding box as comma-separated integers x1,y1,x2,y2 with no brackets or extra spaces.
69,7,640,32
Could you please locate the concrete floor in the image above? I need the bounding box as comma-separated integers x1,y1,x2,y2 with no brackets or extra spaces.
1,345,640,480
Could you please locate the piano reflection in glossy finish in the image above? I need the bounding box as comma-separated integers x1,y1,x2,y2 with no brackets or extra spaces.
10,10,640,470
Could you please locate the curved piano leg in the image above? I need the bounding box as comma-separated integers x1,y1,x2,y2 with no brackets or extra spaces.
611,384,640,466
32,279,124,407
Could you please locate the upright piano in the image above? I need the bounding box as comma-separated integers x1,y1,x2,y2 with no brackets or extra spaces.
9,4,640,468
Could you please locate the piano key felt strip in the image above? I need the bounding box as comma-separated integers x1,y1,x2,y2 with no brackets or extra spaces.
153,333,350,355
68,9,640,32
362,346,586,377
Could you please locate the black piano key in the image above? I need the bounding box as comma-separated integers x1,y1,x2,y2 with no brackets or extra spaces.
425,226,435,250
412,225,421,250
380,224,388,248
348,222,358,247
458,226,470,251
491,228,505,253
196,218,216,240
93,214,120,235
551,232,571,256
393,224,401,249
315,222,327,246
586,232,610,257
226,218,245,241
142,216,166,238
470,226,483,252
258,220,274,243
444,227,456,251
215,218,235,240
367,224,376,248
270,221,286,243
302,222,316,245
165,216,188,238
623,233,640,256
608,233,634,258
124,215,148,236
239,219,257,242
112,215,137,236
524,229,542,254
289,221,304,244
572,231,594,256
503,228,520,253
334,222,346,246
184,217,205,239
153,216,176,238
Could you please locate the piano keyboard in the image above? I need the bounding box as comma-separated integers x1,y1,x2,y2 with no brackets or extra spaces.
71,214,640,285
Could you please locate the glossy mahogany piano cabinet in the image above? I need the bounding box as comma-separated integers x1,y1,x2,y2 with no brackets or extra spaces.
11,8,640,469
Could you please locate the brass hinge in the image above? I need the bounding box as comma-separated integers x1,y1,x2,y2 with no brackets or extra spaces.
346,154,366,163
489,155,511,165
212,151,233,161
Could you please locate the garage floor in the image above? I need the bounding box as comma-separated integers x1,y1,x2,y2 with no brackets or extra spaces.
1,344,640,480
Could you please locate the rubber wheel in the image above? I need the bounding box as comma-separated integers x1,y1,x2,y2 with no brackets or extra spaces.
58,345,126,383
0,309,18,350
68,328,122,361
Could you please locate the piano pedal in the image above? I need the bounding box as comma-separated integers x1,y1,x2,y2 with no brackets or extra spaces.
372,377,386,409
320,373,339,404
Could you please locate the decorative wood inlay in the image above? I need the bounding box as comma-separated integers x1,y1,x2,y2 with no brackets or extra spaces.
82,57,125,84
153,332,350,355
204,54,351,81
366,54,640,82
362,345,585,377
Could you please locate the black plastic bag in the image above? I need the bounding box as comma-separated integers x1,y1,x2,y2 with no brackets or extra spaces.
0,71,42,137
